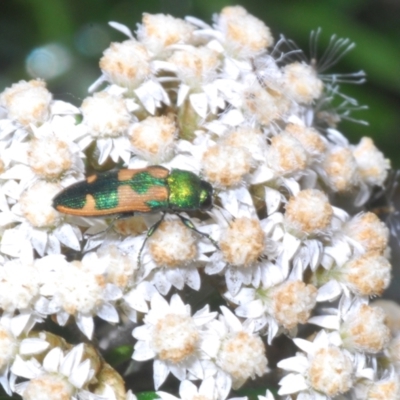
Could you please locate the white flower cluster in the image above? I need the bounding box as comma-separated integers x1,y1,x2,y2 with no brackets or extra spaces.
0,6,396,400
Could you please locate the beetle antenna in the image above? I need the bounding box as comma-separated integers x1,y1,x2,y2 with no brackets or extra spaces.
177,214,220,249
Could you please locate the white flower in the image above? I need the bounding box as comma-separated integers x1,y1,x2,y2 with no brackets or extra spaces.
119,213,218,295
79,91,134,165
0,181,82,257
0,259,46,316
206,196,281,295
202,307,268,398
12,344,98,399
37,252,122,339
137,13,196,55
132,293,217,389
309,297,391,355
213,6,273,58
228,279,317,341
352,137,390,187
278,330,354,399
344,212,389,255
0,80,52,129
0,315,49,395
353,370,400,400
128,115,177,163
0,80,80,151
158,378,249,400
315,252,391,298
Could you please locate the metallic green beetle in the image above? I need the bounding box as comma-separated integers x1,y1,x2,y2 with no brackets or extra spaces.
53,166,217,265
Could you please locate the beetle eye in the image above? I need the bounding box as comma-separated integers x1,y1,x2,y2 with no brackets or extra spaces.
199,181,213,210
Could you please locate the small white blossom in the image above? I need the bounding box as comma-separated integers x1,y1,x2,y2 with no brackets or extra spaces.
129,115,177,163
278,330,354,399
132,293,217,389
203,307,268,396
214,6,273,58
37,253,122,339
353,137,390,186
138,13,196,55
344,212,389,255
0,80,52,128
228,279,317,340
12,344,97,399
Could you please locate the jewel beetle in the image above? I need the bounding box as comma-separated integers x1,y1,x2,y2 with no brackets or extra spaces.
53,166,218,265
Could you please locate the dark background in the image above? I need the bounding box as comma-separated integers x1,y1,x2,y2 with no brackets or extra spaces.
1,0,400,298
1,0,399,165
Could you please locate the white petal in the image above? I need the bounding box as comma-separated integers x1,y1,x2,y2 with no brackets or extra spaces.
0,164,32,180
308,315,340,330
193,310,217,326
154,271,172,296
108,21,134,38
56,311,70,326
205,256,225,275
153,359,169,390
11,356,41,379
60,344,84,377
250,164,275,185
292,338,315,355
190,93,208,119
77,134,94,150
124,290,149,313
179,380,197,398
69,359,91,388
308,240,323,271
166,268,184,290
184,268,201,291
177,84,190,107
97,139,113,165
43,347,63,372
30,228,48,256
53,223,81,250
235,300,264,319
215,370,232,400
277,355,308,374
132,325,149,341
170,294,186,312
220,306,242,331
10,313,33,337
282,233,301,260
278,373,308,395
150,292,169,311
220,109,244,127
132,340,156,361
186,357,203,380
264,187,281,215
158,392,180,400
97,303,119,323
46,233,61,254
169,362,186,381
135,83,156,114
19,338,49,355
104,284,123,301
225,267,242,296
1,228,30,257
317,280,342,302
283,178,300,196
76,314,94,339
185,15,211,29
50,100,80,115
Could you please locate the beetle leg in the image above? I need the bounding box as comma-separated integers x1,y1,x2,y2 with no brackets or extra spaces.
137,213,166,267
177,214,219,249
